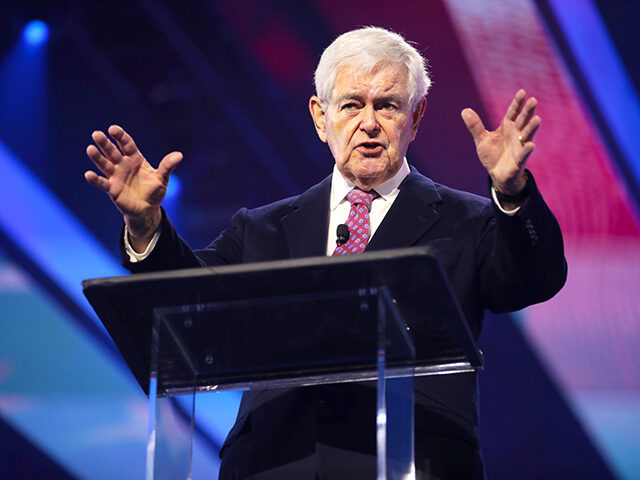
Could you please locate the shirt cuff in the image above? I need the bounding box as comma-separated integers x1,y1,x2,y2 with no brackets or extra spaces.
124,225,162,263
491,187,521,216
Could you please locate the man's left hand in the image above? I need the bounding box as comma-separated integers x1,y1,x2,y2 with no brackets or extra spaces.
461,89,540,195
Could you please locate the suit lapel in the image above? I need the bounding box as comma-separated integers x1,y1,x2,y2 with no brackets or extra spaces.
367,168,442,251
280,175,332,259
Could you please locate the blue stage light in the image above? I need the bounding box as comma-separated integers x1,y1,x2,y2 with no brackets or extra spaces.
165,174,182,199
23,20,49,46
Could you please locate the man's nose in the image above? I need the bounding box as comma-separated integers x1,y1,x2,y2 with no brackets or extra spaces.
359,105,380,135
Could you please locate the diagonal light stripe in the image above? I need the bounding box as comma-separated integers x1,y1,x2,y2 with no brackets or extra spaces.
0,139,126,325
0,138,240,477
546,0,640,194
444,0,639,236
445,1,640,479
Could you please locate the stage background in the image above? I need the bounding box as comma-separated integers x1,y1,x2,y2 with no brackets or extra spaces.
0,1,638,478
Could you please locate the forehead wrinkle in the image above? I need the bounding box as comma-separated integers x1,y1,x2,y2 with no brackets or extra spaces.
332,65,409,104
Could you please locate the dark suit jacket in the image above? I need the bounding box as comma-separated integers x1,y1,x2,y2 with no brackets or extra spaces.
122,166,567,479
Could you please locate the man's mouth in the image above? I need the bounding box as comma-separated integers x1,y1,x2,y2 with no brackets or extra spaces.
357,142,384,155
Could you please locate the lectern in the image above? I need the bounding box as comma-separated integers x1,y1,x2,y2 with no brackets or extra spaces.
83,247,483,480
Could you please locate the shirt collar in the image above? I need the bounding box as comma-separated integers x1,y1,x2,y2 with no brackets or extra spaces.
329,158,411,211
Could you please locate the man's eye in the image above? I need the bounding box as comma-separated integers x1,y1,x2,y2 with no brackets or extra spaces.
380,103,397,110
342,103,358,110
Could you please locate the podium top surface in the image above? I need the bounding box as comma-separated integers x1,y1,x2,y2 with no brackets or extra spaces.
83,247,482,394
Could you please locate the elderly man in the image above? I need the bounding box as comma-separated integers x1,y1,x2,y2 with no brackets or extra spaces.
85,27,566,480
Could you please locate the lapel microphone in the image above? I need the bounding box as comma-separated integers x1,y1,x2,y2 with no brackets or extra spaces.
336,224,350,246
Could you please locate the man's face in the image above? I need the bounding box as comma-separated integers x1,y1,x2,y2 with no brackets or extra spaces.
310,62,425,190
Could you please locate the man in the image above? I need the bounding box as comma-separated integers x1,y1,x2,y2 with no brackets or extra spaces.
85,27,566,480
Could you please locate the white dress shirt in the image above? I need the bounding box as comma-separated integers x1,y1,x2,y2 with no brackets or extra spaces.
325,158,410,255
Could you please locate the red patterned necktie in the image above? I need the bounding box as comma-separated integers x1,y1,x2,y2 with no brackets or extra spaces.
333,188,379,255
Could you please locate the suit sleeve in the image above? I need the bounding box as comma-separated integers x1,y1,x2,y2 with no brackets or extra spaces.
120,207,248,272
476,172,567,313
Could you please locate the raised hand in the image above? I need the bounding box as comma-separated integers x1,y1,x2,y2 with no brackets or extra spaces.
84,125,182,249
461,89,540,195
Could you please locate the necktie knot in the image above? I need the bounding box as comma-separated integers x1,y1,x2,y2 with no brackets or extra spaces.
346,188,378,211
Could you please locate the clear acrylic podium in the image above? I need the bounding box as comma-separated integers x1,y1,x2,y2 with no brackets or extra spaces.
83,247,483,480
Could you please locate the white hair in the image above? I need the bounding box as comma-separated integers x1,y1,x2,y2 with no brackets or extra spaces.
314,26,432,110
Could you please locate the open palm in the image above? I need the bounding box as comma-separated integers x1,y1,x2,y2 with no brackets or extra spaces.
84,125,182,235
461,90,540,195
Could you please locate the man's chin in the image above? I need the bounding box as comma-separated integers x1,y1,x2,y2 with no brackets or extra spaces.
350,171,389,190
338,157,399,188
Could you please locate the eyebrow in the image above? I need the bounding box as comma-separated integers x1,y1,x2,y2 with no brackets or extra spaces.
376,94,405,105
335,93,405,106
335,93,363,104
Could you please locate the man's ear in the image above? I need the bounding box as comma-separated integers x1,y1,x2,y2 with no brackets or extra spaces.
410,97,427,141
309,96,328,143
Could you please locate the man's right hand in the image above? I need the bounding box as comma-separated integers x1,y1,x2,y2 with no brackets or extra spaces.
84,125,182,253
